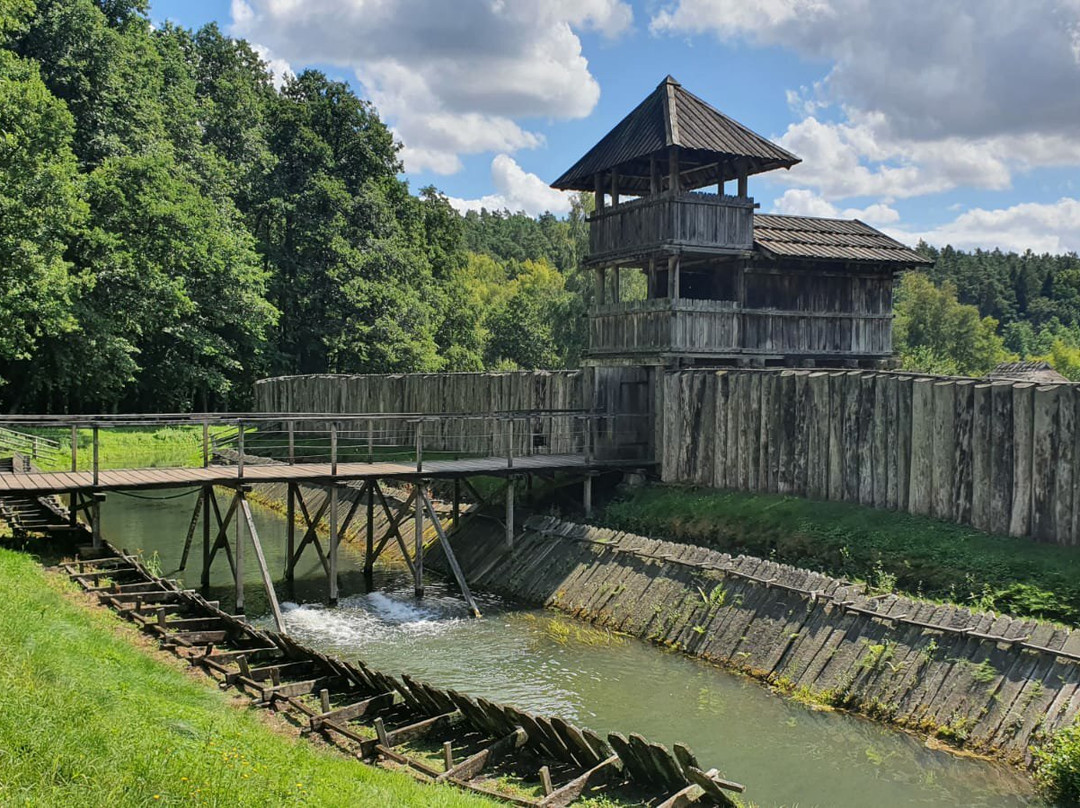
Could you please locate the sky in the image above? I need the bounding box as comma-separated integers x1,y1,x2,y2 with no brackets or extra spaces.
149,0,1080,254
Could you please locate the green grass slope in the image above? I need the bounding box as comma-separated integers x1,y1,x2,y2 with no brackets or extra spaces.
601,485,1080,626
0,546,492,808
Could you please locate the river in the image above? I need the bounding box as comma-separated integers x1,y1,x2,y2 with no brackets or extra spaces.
101,489,1043,808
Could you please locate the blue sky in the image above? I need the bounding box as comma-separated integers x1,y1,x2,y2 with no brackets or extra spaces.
150,0,1080,253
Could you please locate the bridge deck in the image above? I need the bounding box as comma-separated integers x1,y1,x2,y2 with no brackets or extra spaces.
0,453,643,495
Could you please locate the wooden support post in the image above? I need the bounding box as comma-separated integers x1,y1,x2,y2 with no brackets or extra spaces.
737,169,748,198
237,420,245,479
611,265,620,303
288,420,295,465
328,485,339,606
418,488,481,618
443,741,454,772
610,169,619,208
92,424,99,487
202,420,209,468
233,489,244,614
366,418,374,463
91,492,105,550
505,480,515,549
178,488,204,571
649,155,659,195
593,173,605,213
69,426,77,527
597,267,606,305
416,419,424,473
539,766,554,797
452,478,461,530
667,256,678,300
330,421,338,477
669,145,680,194
413,482,424,598
506,417,514,469
239,486,285,633
364,482,375,575
285,483,296,584
201,485,212,591
583,474,593,518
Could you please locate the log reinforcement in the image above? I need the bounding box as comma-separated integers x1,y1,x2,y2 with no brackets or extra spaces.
431,515,1080,766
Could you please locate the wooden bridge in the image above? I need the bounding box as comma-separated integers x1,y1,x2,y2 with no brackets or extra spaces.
0,410,652,629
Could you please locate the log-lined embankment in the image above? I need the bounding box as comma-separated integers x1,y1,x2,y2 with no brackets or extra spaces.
431,515,1080,766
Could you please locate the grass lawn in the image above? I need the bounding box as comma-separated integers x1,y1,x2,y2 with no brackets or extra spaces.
600,484,1080,626
0,545,493,808
24,425,234,472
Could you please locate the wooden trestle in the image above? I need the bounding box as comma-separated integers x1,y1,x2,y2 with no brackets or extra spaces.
64,548,745,807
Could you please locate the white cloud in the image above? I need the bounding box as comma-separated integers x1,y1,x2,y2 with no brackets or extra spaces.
448,154,573,216
231,0,632,174
250,44,293,90
651,0,1080,141
654,0,1080,222
771,189,899,225
768,115,1080,202
890,198,1080,254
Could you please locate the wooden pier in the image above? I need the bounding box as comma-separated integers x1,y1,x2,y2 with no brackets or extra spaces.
0,409,652,621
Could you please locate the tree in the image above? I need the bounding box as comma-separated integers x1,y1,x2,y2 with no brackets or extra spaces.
486,259,572,369
0,49,85,393
894,272,1012,376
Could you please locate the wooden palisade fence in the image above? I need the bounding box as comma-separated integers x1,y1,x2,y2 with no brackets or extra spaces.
661,369,1080,546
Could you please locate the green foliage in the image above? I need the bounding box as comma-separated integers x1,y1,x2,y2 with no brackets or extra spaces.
0,48,85,383
1035,721,1080,804
601,485,1080,626
0,547,493,807
894,272,1012,375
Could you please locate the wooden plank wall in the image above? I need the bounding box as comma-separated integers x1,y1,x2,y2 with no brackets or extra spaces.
254,371,586,456
661,368,1080,547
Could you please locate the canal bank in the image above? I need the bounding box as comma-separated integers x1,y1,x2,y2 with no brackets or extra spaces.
98,490,1038,807
428,515,1080,773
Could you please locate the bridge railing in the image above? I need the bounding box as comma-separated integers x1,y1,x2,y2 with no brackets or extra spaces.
0,410,654,482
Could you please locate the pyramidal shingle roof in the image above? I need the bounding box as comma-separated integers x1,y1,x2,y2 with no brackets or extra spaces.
552,76,800,192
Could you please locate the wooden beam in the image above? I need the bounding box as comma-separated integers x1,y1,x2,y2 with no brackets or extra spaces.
418,488,481,617
178,488,203,571
413,482,424,597
240,492,285,630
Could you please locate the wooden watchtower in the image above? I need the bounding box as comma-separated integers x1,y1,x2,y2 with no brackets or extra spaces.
552,76,930,368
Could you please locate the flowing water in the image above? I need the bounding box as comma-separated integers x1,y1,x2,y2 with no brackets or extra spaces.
102,490,1044,808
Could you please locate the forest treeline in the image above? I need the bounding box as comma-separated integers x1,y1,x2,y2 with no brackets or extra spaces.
0,0,594,412
3,1,1079,413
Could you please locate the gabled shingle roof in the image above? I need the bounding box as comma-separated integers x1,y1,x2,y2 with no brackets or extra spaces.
552,76,800,192
753,214,931,265
988,361,1070,384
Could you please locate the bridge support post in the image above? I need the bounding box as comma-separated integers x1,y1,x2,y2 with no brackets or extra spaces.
285,482,296,588
238,485,285,633
364,482,374,576
414,481,424,598
234,488,244,615
178,488,204,571
91,492,105,550
505,479,515,549
201,485,212,592
328,485,339,606
417,486,481,618
583,473,593,518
